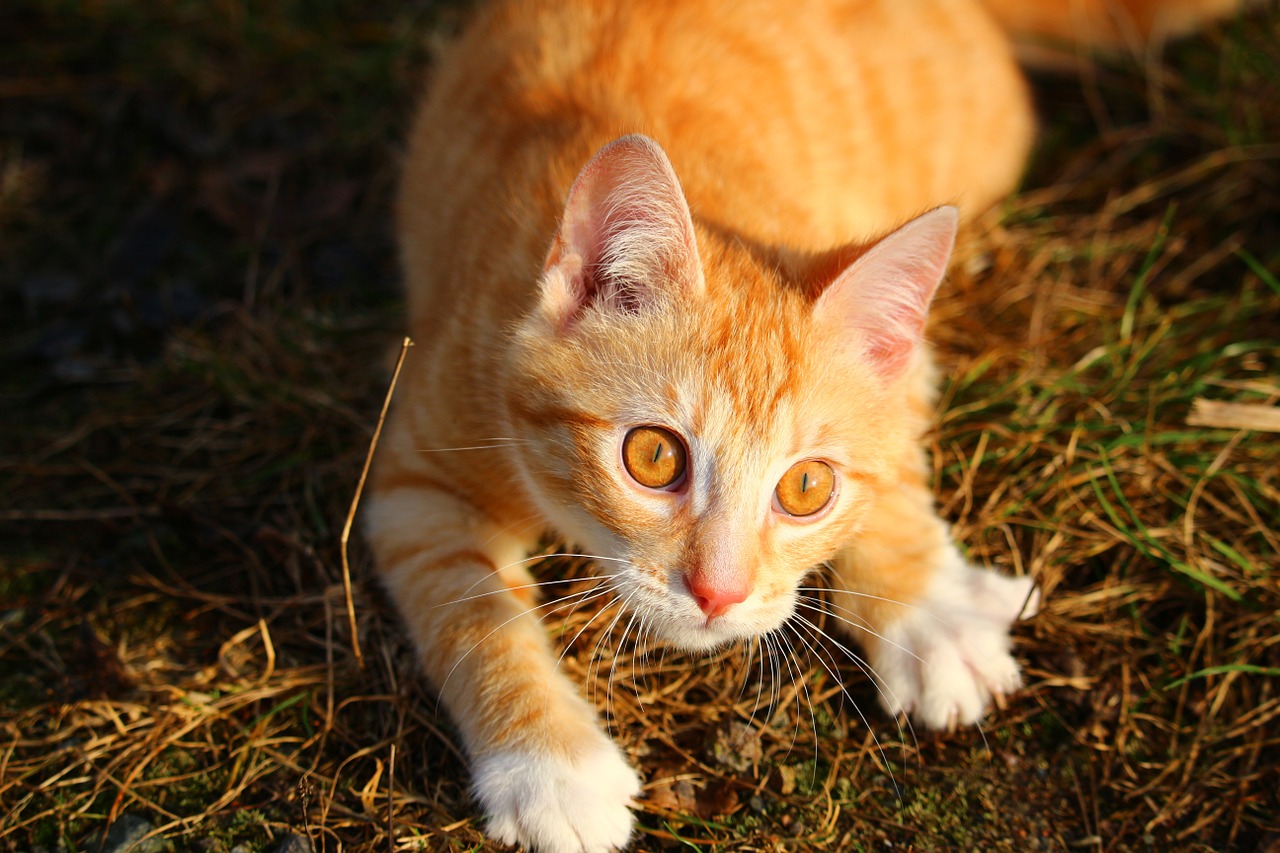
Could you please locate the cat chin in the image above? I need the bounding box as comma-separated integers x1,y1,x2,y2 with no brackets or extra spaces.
639,603,790,654
660,624,744,654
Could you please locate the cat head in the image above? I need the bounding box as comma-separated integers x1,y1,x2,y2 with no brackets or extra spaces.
507,135,956,652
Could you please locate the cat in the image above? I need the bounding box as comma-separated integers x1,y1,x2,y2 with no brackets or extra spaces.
364,1,1242,849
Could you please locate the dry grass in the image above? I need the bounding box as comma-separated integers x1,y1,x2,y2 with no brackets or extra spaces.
2,1,1278,851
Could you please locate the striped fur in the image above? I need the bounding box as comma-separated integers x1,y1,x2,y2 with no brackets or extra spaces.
367,1,1242,849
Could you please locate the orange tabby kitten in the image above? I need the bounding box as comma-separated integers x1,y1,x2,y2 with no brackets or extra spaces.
366,1,1240,849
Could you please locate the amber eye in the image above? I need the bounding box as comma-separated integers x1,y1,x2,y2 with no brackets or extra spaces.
622,426,687,489
775,460,835,517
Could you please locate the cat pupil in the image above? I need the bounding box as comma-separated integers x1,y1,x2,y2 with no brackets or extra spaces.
801,471,810,492
652,443,664,464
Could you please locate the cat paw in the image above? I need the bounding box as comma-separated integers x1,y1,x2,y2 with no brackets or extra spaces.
472,738,642,852
873,562,1038,730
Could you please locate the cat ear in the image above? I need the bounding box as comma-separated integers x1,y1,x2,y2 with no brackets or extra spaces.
540,134,704,328
812,206,958,381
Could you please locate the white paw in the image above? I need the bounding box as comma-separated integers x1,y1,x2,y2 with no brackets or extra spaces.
472,737,642,852
873,561,1038,730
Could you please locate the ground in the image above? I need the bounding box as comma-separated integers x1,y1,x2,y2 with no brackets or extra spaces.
2,1,1278,851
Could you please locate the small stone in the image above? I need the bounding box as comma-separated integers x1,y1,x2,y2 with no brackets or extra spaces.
21,272,82,314
273,835,314,853
706,720,763,772
192,840,225,853
94,814,172,853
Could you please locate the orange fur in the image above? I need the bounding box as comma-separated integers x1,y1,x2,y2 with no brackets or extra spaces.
980,0,1248,65
365,1,1243,849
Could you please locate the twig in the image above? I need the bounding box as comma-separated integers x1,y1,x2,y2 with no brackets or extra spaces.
387,742,396,852
1187,398,1280,433
340,337,414,671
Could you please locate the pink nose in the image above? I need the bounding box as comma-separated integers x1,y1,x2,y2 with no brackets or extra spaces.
686,571,751,619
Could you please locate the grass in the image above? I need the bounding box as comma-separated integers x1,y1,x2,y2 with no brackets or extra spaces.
2,0,1278,850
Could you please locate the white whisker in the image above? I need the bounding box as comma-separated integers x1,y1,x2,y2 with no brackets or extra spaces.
439,550,630,608
762,632,782,727
600,592,640,726
617,607,646,708
636,617,656,697
792,597,925,669
743,636,768,732
789,611,905,803
554,584,624,678
773,626,809,760
735,636,757,704
437,575,611,608
781,623,822,774
798,580,955,631
790,601,919,760
437,584,611,705
416,437,530,453
589,589,632,710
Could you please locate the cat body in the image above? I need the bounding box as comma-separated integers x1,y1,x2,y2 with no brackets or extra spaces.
366,0,1234,849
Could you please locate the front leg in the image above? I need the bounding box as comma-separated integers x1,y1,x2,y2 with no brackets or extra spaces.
364,483,640,852
828,474,1038,730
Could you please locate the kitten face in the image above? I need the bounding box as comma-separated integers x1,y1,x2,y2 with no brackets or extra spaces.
498,137,950,654
507,262,907,652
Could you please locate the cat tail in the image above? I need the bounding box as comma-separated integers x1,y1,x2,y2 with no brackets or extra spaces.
976,0,1256,68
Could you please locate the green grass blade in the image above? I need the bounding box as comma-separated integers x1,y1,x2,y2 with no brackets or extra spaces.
1164,664,1280,690
1091,447,1243,601
1236,247,1280,296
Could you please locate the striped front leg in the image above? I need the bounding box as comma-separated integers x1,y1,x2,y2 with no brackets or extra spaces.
364,481,641,853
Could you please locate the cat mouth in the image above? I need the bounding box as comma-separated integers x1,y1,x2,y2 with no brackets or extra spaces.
615,568,780,651
618,594,743,652
667,621,743,653
655,601,777,653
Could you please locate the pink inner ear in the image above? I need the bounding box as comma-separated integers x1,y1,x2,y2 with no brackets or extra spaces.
540,135,704,327
813,206,958,380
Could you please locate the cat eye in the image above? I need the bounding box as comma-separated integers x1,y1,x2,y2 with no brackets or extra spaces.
775,460,835,517
622,426,687,489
